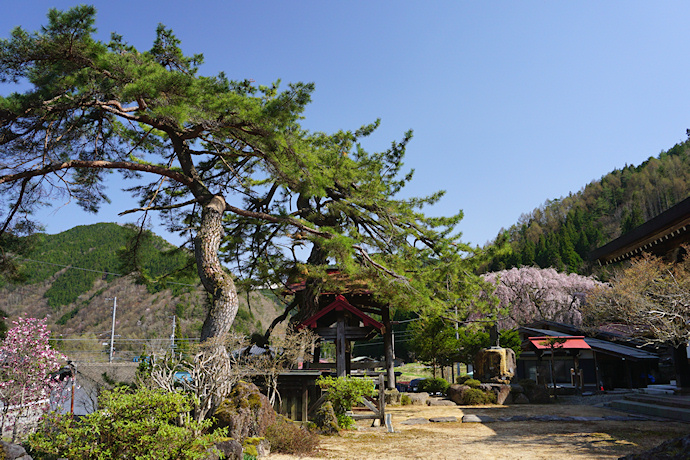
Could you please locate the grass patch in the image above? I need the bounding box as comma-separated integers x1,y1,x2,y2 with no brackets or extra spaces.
395,362,432,381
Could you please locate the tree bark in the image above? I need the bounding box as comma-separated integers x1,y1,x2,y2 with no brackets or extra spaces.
673,344,690,389
195,195,239,342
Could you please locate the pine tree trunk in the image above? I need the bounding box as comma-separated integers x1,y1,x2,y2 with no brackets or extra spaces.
195,195,239,342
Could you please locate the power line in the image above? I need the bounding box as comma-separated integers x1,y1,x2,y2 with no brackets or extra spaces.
18,257,124,277
17,256,200,288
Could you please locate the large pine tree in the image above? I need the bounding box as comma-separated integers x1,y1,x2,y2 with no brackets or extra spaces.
0,7,485,341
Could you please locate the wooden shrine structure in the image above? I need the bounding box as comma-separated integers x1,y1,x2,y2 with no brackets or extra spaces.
299,295,394,382
288,272,397,390
269,270,396,424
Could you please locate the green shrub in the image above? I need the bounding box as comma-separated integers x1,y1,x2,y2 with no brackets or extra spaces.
336,413,356,430
316,376,375,429
464,379,481,389
418,377,449,394
264,416,320,456
456,374,472,384
461,388,491,405
400,394,412,405
28,387,225,460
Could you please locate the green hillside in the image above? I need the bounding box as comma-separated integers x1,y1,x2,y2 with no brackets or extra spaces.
0,223,284,350
14,223,197,308
485,140,690,274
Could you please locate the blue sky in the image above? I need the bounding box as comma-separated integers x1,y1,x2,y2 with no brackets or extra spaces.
3,1,690,248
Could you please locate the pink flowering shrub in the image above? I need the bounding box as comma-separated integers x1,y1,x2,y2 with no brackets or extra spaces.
0,317,66,441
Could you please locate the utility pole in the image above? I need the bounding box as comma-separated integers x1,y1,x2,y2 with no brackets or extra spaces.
170,315,176,351
69,361,76,416
108,297,117,363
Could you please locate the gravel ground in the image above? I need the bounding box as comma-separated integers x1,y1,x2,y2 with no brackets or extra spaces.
556,392,633,406
267,393,690,459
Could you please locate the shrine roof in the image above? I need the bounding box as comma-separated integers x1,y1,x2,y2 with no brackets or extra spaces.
590,195,690,265
527,336,590,350
299,295,384,331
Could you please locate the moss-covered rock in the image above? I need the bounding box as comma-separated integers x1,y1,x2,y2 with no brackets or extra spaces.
313,401,340,435
213,381,276,443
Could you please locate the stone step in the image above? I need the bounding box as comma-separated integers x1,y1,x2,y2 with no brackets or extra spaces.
609,399,690,422
625,394,690,410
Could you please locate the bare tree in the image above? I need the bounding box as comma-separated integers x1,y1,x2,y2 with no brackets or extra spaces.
143,334,250,422
253,327,317,406
584,252,690,387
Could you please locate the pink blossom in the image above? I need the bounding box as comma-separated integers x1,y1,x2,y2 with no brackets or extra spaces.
483,267,603,329
0,317,66,439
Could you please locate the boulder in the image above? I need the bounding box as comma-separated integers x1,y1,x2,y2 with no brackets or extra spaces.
524,384,551,404
426,398,456,406
406,392,430,405
385,389,401,404
491,384,512,405
447,384,470,405
204,439,243,460
510,393,530,404
213,381,276,442
0,442,32,460
510,383,524,394
313,401,340,435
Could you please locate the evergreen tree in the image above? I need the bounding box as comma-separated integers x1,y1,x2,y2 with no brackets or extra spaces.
0,7,484,341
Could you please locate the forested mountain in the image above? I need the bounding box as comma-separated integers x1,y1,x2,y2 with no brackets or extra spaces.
0,224,284,358
484,140,690,274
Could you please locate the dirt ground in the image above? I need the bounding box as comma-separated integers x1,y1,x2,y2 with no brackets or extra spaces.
267,396,689,460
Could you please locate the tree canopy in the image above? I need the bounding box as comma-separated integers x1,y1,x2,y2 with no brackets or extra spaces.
0,6,486,341
583,253,690,349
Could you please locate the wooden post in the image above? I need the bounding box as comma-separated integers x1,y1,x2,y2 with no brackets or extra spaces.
378,374,386,425
311,343,321,369
301,381,309,422
336,313,347,377
383,308,396,390
593,350,602,392
290,395,298,420
346,339,352,375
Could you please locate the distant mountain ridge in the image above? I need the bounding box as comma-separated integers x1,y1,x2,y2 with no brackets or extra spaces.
0,223,284,358
485,140,690,274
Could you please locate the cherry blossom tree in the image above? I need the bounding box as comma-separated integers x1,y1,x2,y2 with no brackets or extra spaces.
483,267,603,329
0,317,65,441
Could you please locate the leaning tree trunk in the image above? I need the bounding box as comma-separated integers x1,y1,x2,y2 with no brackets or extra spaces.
195,195,239,342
